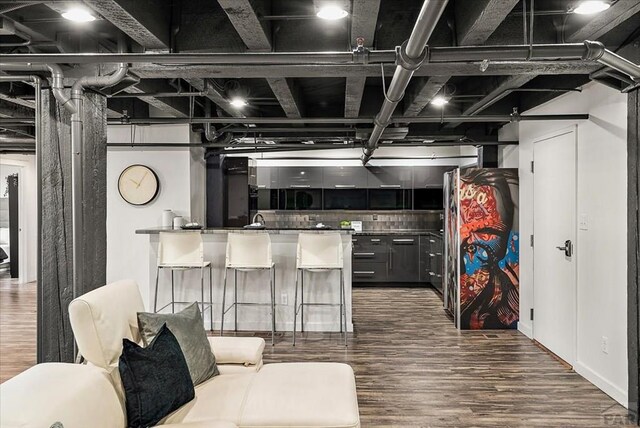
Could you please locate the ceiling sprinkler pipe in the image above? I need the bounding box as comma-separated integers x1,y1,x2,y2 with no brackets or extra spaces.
362,0,449,164
583,40,640,81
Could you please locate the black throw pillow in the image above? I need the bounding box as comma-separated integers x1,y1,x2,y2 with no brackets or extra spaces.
119,324,195,428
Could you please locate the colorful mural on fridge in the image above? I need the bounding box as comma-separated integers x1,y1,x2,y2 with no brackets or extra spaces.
443,168,519,330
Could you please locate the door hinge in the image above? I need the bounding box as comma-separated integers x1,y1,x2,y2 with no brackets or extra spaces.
530,308,534,321
530,234,534,247
530,161,535,173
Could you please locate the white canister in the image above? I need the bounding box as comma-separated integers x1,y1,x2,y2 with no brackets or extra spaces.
173,216,185,229
162,210,175,228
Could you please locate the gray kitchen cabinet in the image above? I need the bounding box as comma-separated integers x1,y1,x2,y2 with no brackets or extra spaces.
277,166,323,188
413,166,455,188
365,166,413,189
420,234,443,292
322,166,368,188
256,166,278,189
388,236,420,282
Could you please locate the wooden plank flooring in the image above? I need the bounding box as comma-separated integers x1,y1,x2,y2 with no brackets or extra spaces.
0,277,630,426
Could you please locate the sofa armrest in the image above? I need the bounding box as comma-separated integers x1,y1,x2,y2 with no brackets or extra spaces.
208,336,265,368
0,363,125,428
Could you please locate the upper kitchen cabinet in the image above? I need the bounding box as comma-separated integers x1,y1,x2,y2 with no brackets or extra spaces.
256,166,279,189
278,167,323,188
322,166,368,188
413,166,455,188
365,166,413,189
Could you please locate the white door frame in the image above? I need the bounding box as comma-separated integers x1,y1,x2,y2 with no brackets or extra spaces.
531,124,578,365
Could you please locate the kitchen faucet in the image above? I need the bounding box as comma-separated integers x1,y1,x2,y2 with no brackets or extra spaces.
252,213,266,226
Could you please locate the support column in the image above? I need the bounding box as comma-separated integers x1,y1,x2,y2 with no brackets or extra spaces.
477,145,499,168
38,89,107,363
629,88,640,425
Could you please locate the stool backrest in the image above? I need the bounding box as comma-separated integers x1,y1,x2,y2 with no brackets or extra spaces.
158,232,204,266
297,233,343,269
226,232,272,268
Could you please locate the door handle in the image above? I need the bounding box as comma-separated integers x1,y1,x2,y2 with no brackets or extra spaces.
556,240,573,257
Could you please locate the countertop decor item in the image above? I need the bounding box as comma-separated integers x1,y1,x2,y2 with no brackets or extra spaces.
181,223,203,230
173,216,185,229
118,164,159,206
161,210,174,228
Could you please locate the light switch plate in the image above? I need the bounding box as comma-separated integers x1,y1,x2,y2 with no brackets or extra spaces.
579,214,588,230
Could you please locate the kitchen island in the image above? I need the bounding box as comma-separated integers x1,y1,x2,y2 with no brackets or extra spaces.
136,227,353,333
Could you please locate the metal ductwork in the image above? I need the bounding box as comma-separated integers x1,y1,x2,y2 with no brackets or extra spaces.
362,0,449,165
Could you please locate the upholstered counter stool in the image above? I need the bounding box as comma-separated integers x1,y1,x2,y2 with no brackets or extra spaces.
153,232,213,330
293,233,347,347
221,232,276,346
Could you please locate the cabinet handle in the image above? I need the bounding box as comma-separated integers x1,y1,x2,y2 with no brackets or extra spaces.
370,238,381,242
429,253,436,257
393,238,415,243
290,185,311,188
379,184,401,188
354,252,375,256
257,184,266,189
389,250,393,270
352,239,358,242
334,184,356,188
354,271,374,275
429,239,436,243
429,272,435,276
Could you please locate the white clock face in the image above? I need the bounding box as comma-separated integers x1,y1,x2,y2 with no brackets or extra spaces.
118,165,159,205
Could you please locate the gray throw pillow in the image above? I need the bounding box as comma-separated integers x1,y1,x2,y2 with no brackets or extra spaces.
137,303,219,386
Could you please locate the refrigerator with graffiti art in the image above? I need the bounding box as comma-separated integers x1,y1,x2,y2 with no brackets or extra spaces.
443,168,519,330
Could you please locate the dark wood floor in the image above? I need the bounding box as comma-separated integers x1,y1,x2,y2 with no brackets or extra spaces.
0,277,630,426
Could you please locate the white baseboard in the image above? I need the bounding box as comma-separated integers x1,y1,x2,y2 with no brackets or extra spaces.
518,321,533,338
574,361,628,407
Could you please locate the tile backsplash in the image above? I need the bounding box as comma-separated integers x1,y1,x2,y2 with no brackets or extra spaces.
256,210,443,231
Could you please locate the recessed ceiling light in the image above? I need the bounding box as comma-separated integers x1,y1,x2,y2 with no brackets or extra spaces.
317,5,348,20
61,8,96,22
431,96,448,107
573,1,611,14
229,97,247,108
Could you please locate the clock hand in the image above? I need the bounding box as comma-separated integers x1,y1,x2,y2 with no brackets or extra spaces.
128,178,139,186
136,171,149,188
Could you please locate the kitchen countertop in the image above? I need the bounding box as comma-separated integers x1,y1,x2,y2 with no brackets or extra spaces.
136,227,355,235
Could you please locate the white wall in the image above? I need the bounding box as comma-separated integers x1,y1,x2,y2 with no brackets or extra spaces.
514,82,628,405
106,125,203,307
0,154,37,283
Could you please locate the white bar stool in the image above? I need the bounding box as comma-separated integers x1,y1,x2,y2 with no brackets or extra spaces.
153,232,213,330
293,233,347,347
221,232,276,346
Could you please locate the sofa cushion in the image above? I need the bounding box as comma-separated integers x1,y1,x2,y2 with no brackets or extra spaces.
69,279,145,371
161,372,256,426
138,303,219,385
208,337,264,366
0,363,125,428
119,324,195,428
240,363,360,428
157,422,238,428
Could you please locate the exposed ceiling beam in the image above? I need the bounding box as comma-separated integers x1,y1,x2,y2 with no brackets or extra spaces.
266,77,303,118
403,0,518,116
344,0,381,118
0,99,34,118
444,74,535,128
183,78,244,118
131,61,599,79
568,0,640,42
124,79,191,118
0,93,35,110
83,0,172,50
217,0,305,119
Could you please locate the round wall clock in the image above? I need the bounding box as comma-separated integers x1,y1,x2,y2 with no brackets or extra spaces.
118,164,159,205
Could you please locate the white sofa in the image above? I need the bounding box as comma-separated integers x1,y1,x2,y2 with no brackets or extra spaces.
0,280,360,428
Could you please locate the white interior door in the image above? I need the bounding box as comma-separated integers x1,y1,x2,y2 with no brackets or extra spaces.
533,128,577,365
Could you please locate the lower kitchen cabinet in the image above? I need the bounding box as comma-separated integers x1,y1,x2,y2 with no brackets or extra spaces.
352,234,420,283
419,233,444,293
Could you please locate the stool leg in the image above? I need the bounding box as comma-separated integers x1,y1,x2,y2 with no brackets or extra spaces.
153,266,160,313
209,265,213,332
221,267,227,336
339,269,343,334
293,269,298,346
171,270,175,314
234,269,238,332
342,268,347,347
270,266,275,346
301,270,304,333
200,266,205,317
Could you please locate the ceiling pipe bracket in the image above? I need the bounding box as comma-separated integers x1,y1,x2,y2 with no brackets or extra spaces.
395,40,428,71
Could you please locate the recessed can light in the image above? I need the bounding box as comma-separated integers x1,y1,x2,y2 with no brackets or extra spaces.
317,5,348,20
573,1,611,14
229,97,247,108
61,8,96,22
